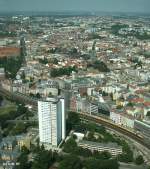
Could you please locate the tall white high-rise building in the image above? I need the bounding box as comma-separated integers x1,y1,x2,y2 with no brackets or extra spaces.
38,97,65,147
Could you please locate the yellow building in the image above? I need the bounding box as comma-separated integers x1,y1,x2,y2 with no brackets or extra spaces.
16,135,31,150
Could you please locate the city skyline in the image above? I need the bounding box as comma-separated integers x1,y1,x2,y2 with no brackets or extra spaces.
0,5,150,168
0,0,150,13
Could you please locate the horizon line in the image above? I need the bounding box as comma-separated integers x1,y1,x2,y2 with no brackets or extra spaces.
0,10,150,17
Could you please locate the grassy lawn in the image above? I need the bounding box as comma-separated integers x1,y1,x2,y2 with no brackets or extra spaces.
0,104,17,116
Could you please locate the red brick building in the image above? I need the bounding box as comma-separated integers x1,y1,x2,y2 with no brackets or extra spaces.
0,47,20,58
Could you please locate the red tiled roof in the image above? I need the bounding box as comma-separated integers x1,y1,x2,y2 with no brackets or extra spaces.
144,102,150,107
131,98,144,103
129,84,137,89
135,89,145,94
0,47,20,58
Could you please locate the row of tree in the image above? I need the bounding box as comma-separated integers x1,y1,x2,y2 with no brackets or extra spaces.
17,143,118,169
51,66,77,77
1,104,35,137
58,154,119,169
0,55,23,79
0,95,3,106
111,24,150,40
66,112,135,163
63,136,112,160
111,24,129,35
16,144,57,169
0,104,27,128
17,140,144,169
16,111,145,169
87,60,110,72
0,31,17,37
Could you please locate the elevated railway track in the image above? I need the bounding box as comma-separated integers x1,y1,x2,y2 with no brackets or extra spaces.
1,87,150,150
79,112,150,150
0,87,37,110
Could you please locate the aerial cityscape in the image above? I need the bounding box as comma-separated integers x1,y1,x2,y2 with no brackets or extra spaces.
0,0,150,169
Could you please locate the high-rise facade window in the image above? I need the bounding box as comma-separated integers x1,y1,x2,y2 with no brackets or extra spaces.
38,97,65,146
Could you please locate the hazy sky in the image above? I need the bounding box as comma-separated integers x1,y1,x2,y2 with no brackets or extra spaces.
0,0,149,13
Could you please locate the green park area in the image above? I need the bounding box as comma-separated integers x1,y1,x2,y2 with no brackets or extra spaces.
0,104,17,116
15,111,145,169
0,97,36,136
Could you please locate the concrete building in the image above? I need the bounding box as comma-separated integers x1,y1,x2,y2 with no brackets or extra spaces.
89,102,98,115
134,120,150,138
78,140,122,156
36,80,59,97
0,134,36,168
110,110,134,129
38,97,65,147
110,111,122,125
0,68,5,79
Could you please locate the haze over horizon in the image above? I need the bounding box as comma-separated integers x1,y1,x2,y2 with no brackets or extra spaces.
0,0,149,13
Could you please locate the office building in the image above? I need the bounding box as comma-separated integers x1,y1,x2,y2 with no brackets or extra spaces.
38,97,65,147
78,140,122,156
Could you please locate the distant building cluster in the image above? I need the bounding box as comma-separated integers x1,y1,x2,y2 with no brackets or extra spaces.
0,47,20,58
0,14,150,156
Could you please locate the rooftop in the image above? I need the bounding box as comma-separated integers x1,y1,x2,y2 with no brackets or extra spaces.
79,140,122,149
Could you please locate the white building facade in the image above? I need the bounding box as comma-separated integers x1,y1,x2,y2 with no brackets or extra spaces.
38,97,65,147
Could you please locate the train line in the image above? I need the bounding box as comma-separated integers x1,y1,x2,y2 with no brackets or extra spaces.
79,112,150,150
0,87,37,109
1,87,150,150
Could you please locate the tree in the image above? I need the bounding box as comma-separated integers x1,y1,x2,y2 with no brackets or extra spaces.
72,134,77,140
75,147,92,157
0,55,24,79
31,145,54,169
10,122,27,135
36,93,41,99
135,155,144,165
16,146,31,169
110,93,113,101
111,24,129,35
146,111,150,117
99,151,112,160
17,104,28,114
48,92,52,97
93,150,111,160
70,48,78,54
87,122,97,132
39,57,48,65
116,105,123,109
117,140,133,163
63,137,77,153
58,155,82,169
0,95,3,106
24,110,34,119
127,102,134,107
87,33,102,40
83,158,99,169
21,71,26,80
53,58,58,65
51,66,77,77
87,132,96,141
83,158,119,169
87,60,110,72
66,111,80,131
21,146,30,154
102,91,108,96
